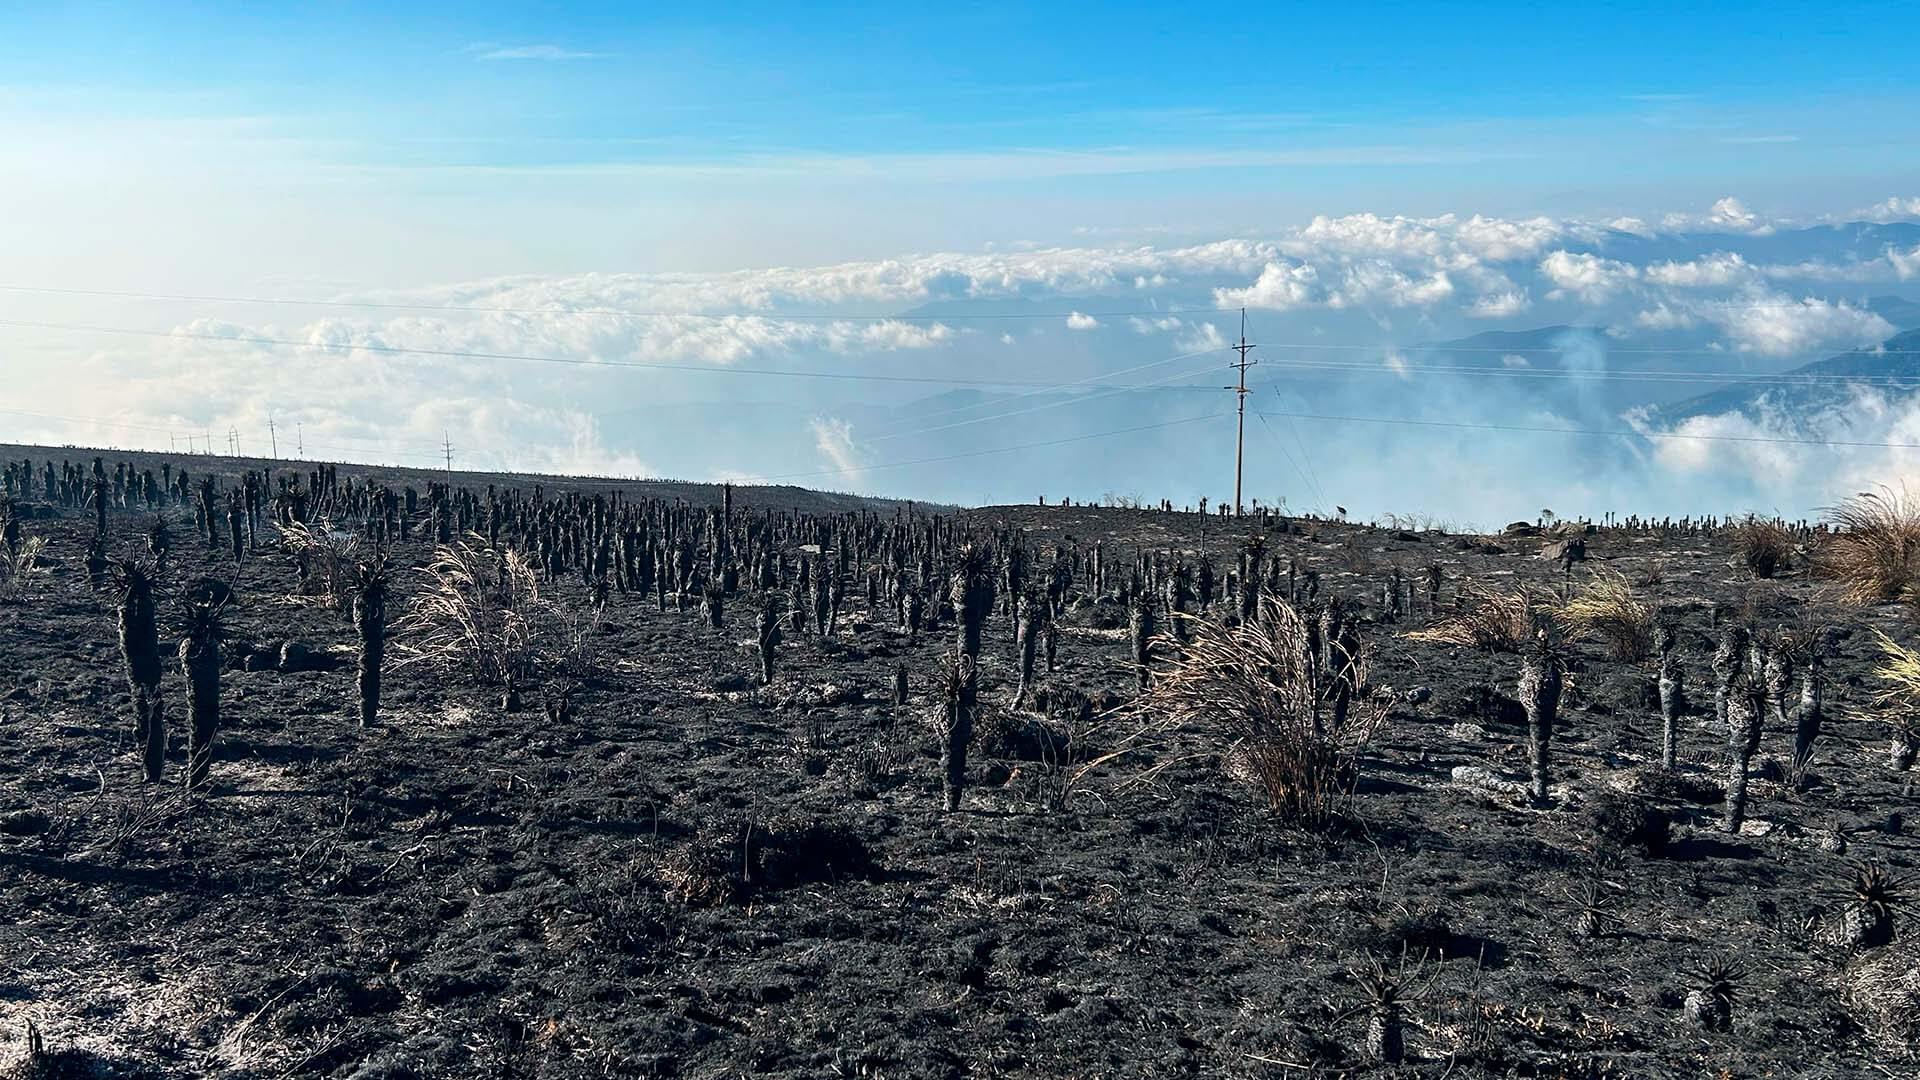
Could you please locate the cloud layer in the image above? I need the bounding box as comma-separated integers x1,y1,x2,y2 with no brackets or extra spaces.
6,195,1920,520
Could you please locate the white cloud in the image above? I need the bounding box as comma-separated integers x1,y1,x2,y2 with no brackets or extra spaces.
1281,212,1561,263
1175,321,1226,353
1128,315,1183,334
1467,290,1531,319
1215,260,1320,310
1857,196,1920,223
1632,303,1698,330
1538,250,1640,303
1891,245,1920,281
1660,196,1774,235
1644,252,1755,288
1698,292,1894,356
1065,311,1100,330
808,417,862,481
1328,262,1454,309
1452,215,1565,261
1644,409,1803,478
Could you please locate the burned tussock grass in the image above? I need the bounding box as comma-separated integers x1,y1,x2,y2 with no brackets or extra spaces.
1814,488,1920,604
1129,597,1386,828
1407,580,1554,653
1559,568,1655,662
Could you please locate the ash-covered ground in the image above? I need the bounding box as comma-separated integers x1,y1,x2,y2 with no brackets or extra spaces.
0,446,1916,1079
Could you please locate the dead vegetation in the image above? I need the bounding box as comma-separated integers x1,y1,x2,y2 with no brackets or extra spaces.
392,539,553,690
1130,597,1386,827
1815,487,1920,604
277,519,363,609
1559,568,1655,661
1407,581,1552,652
1731,515,1796,578
10,442,1920,1075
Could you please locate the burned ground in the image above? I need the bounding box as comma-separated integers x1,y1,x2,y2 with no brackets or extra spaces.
0,455,1916,1078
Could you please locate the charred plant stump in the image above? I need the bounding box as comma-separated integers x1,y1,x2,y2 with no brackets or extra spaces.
180,591,225,790
757,599,781,686
1519,624,1566,807
1657,623,1685,769
1011,590,1042,708
1130,592,1156,691
1723,680,1763,833
944,544,995,812
1792,637,1827,783
227,495,244,564
353,560,387,728
1712,625,1747,736
115,561,166,782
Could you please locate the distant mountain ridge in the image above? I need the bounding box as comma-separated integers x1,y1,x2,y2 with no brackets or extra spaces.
1652,327,1920,429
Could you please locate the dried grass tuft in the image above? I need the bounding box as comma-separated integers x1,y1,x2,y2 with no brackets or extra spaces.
1730,515,1795,578
1407,581,1552,653
1815,487,1920,604
392,538,552,687
0,535,48,601
1867,627,1920,710
1847,938,1920,1054
1130,597,1386,827
278,519,362,610
1560,569,1655,661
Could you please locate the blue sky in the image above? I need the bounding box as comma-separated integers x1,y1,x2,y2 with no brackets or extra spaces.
4,1,1919,282
3,3,1920,518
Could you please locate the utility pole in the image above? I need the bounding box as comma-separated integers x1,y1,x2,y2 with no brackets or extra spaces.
442,432,455,478
268,416,278,461
297,423,304,459
1227,307,1256,517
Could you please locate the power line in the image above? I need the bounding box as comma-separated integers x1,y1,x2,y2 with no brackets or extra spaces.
0,406,186,436
0,317,1239,392
1252,409,1920,451
0,282,1235,323
1251,339,1920,358
863,350,1235,444
11,315,1920,401
1254,355,1920,389
748,412,1231,483
0,280,1894,322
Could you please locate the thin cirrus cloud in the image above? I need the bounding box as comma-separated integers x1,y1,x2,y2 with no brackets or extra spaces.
466,43,603,62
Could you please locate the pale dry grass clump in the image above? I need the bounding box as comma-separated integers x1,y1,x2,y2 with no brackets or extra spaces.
393,539,551,688
1132,597,1386,827
278,519,362,609
1559,568,1655,661
0,535,48,601
1815,487,1920,604
1407,581,1552,653
1730,515,1795,578
1846,939,1920,1056
1867,627,1920,710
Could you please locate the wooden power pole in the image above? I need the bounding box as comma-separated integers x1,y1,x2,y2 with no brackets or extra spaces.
1228,307,1256,516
